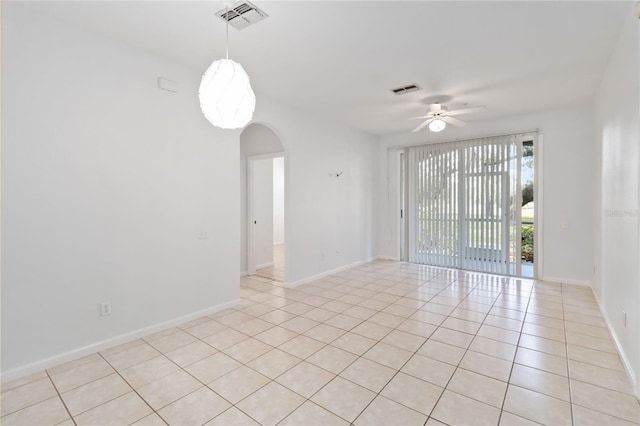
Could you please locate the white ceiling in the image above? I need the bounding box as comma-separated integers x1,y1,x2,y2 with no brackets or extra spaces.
33,1,632,136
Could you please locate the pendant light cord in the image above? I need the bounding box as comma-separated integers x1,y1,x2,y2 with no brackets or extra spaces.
225,6,229,60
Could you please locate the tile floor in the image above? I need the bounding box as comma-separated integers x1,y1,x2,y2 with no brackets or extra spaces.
255,244,285,282
2,261,639,425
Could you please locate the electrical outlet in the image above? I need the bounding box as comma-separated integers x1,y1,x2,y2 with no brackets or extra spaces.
561,221,569,229
100,303,112,316
197,230,208,239
336,250,340,255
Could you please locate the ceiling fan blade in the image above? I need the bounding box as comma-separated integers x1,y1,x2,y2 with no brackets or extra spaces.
446,106,486,116
442,116,467,127
412,119,435,133
408,115,430,120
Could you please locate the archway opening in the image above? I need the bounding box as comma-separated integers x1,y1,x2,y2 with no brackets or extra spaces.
240,123,287,283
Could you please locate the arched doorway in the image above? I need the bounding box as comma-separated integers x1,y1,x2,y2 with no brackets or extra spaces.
240,123,287,283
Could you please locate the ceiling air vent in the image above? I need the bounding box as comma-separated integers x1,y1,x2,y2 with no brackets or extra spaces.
216,1,269,30
390,84,421,95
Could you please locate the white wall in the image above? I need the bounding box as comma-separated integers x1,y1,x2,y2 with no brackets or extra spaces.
1,4,241,378
252,158,274,268
273,157,285,245
377,105,595,285
593,5,639,395
250,100,378,286
2,2,379,378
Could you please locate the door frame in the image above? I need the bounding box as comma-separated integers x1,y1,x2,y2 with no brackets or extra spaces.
399,132,542,278
247,152,284,276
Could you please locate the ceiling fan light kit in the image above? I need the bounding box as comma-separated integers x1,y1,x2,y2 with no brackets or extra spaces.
410,103,486,133
428,119,446,132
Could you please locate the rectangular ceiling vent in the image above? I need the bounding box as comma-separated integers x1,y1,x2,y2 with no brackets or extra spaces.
216,1,269,30
390,84,421,95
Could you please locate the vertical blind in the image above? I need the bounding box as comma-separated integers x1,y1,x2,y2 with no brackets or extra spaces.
406,134,525,276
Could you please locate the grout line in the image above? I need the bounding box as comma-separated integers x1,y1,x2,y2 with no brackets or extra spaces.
44,371,77,426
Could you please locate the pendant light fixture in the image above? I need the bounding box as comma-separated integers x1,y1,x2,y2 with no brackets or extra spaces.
199,5,255,129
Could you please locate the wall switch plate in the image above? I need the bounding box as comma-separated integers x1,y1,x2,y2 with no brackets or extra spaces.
623,311,627,327
100,303,112,316
561,221,569,229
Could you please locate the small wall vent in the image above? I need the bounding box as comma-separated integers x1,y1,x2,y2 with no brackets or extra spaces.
216,1,269,30
390,84,421,95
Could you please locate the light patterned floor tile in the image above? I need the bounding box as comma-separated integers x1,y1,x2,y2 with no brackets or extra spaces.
310,377,376,423
380,372,444,416
330,332,377,356
568,359,634,394
253,326,298,347
567,344,625,372
278,335,325,359
430,327,474,349
499,411,542,425
185,352,242,384
362,342,413,370
570,379,640,423
208,366,270,404
236,381,305,426
515,347,568,376
280,401,349,426
447,368,507,408
223,338,272,364
417,339,466,366
246,348,300,379
306,345,358,374
503,384,572,425
1,377,58,416
571,404,639,426
459,350,512,382
49,358,115,393
61,374,131,416
205,407,259,425
136,371,201,411
73,392,152,425
0,397,69,426
431,390,501,425
120,355,180,389
157,386,230,425
401,354,456,387
381,329,426,352
509,364,570,401
304,323,346,344
102,343,161,371
164,340,217,368
354,395,427,426
131,413,168,425
276,361,335,398
350,322,393,341
340,358,396,393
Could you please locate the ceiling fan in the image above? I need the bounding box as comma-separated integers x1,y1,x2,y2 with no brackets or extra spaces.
411,103,486,133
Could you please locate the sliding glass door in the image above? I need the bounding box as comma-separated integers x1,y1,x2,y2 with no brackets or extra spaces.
406,134,534,277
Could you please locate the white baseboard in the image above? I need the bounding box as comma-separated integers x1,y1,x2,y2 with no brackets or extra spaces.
286,258,374,288
256,262,274,269
240,271,248,277
541,276,591,287
591,289,639,398
375,255,399,261
1,299,241,383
